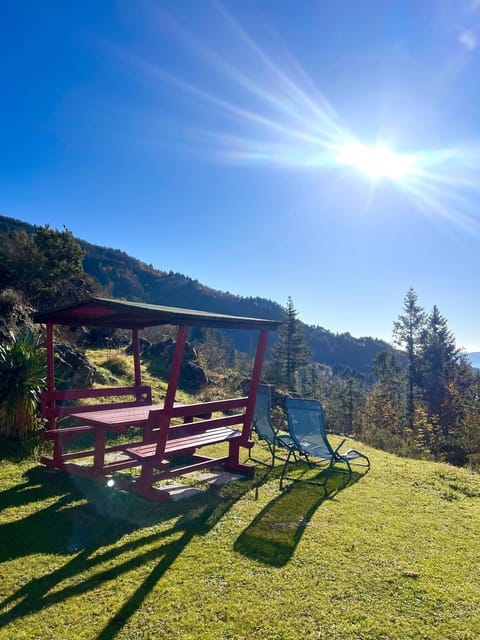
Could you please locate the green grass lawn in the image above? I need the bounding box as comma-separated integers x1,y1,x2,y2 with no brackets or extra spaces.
1,438,480,640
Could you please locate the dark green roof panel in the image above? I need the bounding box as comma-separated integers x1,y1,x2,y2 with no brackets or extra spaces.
34,297,280,331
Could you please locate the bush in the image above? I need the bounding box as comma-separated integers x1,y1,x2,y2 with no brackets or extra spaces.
0,328,46,439
101,354,132,378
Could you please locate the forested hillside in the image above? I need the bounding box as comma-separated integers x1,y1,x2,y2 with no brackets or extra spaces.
2,216,480,470
0,214,392,371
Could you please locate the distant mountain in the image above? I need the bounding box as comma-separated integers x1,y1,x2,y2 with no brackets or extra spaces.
0,214,394,372
467,352,480,369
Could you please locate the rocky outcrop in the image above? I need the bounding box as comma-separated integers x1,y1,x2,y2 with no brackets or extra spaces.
141,337,208,392
125,337,152,355
54,344,96,389
78,326,130,348
0,289,35,344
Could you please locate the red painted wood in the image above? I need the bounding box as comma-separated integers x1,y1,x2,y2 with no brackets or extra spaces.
132,328,142,389
42,425,96,440
46,323,56,430
150,455,229,479
93,429,107,470
153,413,244,437
67,400,224,430
169,397,247,418
68,403,163,428
126,426,240,461
240,329,268,444
41,386,152,418
42,385,152,403
37,300,276,493
164,326,187,412
143,325,188,466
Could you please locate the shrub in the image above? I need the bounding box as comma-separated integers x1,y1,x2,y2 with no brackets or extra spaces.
101,354,132,378
0,328,46,439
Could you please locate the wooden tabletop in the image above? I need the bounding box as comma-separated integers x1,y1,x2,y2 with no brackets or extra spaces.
70,404,166,429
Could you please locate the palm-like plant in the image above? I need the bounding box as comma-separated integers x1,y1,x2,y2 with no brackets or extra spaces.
0,328,46,439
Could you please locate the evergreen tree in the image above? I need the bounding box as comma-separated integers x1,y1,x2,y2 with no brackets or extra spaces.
269,297,310,390
370,349,403,434
325,369,366,436
372,350,401,393
0,225,85,304
418,305,458,426
452,369,480,468
393,288,426,431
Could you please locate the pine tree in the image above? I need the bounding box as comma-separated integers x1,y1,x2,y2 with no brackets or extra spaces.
418,305,458,425
269,297,310,390
371,350,403,434
393,288,426,431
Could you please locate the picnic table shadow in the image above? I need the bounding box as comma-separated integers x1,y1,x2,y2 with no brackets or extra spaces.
234,466,368,567
0,464,272,640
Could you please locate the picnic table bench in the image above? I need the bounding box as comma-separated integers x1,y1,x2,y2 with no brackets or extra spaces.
34,297,280,500
39,385,154,471
123,398,253,500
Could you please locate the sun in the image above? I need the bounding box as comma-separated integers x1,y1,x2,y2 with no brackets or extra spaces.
336,140,416,181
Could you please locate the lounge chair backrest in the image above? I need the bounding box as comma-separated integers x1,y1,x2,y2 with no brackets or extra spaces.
253,385,276,443
285,397,334,458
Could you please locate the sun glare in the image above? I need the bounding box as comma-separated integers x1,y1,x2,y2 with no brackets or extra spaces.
336,140,416,181
127,6,480,236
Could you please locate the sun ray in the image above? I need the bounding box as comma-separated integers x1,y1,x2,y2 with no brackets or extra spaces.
105,3,480,236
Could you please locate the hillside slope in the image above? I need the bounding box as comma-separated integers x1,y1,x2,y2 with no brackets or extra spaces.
1,441,480,639
0,214,393,370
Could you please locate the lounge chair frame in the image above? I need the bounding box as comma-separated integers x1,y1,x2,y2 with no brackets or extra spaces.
249,385,297,467
280,397,370,489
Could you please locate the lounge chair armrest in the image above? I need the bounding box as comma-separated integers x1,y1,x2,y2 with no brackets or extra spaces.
333,438,346,454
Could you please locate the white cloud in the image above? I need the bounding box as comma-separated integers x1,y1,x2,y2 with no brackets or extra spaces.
459,29,478,50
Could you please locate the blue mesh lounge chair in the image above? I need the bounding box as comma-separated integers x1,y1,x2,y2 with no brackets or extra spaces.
280,397,370,489
250,385,295,467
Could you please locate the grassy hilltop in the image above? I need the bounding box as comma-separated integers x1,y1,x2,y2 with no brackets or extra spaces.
1,439,479,640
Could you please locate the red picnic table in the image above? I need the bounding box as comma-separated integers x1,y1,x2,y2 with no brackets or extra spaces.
68,401,215,471
68,403,168,472
34,297,280,501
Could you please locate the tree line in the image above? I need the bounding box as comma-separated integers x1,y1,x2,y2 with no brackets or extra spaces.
1,221,478,471
267,290,480,470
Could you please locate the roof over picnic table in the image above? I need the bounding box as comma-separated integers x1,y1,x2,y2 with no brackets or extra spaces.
33,297,281,331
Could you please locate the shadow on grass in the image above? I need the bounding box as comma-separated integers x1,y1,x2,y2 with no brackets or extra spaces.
0,435,48,464
0,467,274,640
0,459,368,636
234,466,368,566
0,463,272,639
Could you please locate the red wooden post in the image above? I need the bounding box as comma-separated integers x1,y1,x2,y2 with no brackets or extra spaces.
143,325,187,445
243,329,268,441
46,322,57,431
224,329,268,475
46,322,63,463
137,326,188,493
164,325,188,412
132,327,142,401
93,429,107,471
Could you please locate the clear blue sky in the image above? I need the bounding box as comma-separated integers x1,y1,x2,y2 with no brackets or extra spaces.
2,1,480,350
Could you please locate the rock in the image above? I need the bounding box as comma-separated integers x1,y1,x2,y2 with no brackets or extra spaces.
0,289,35,344
54,344,96,389
125,337,152,355
78,327,129,348
180,361,208,392
145,337,208,391
147,337,175,360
